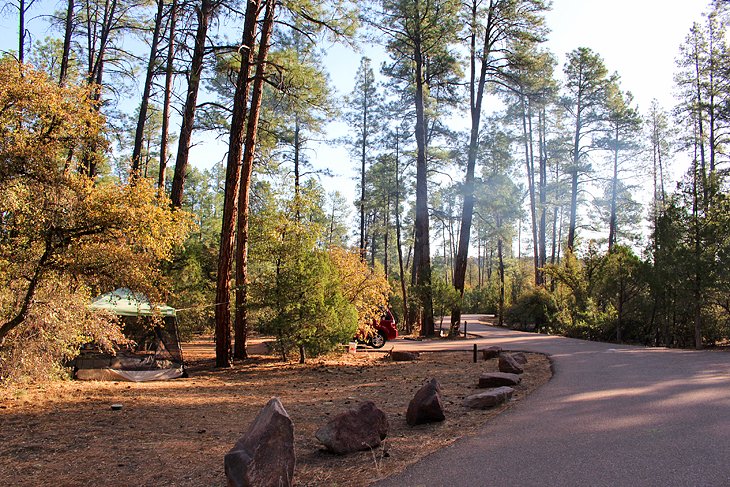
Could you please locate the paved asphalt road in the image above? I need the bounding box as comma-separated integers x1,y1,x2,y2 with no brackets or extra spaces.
376,315,730,487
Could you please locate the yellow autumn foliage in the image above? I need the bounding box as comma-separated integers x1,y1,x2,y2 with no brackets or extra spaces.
0,59,193,382
328,247,390,328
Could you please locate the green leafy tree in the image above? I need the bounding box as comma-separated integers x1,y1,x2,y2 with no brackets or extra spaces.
253,192,358,362
0,62,192,379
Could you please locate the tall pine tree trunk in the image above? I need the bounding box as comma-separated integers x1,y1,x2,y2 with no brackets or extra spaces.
567,95,582,252
158,0,178,190
538,108,547,274
413,32,434,337
521,95,540,284
394,140,409,333
18,0,26,64
59,0,74,85
131,0,165,180
451,0,493,332
608,124,619,252
497,222,505,327
359,92,368,257
170,0,213,207
214,0,259,367
233,0,274,360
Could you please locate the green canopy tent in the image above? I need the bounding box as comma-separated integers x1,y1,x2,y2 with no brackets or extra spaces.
74,288,185,381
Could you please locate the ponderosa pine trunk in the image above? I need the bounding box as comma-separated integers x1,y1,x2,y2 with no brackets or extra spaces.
158,0,178,190
497,229,505,327
608,124,619,253
131,0,165,181
59,0,74,85
79,0,116,177
450,0,494,334
394,135,409,333
413,32,434,337
232,0,274,360
18,0,26,64
170,0,213,207
538,108,547,273
214,0,261,367
521,95,540,285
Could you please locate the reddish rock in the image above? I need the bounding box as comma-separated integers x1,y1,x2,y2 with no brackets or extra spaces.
499,353,524,374
315,401,389,454
391,351,419,362
481,346,502,360
225,397,295,487
406,378,446,426
512,352,528,365
478,372,521,388
463,387,515,409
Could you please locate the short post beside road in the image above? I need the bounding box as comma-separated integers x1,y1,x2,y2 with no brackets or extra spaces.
473,344,477,363
463,320,467,338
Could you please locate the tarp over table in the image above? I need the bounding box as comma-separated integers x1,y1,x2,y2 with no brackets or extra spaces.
89,288,177,317
76,288,184,382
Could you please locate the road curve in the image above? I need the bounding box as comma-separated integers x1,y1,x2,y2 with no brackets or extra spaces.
376,316,730,487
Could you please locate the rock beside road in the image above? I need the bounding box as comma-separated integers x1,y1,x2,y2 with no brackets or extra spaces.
391,351,419,361
406,378,446,426
315,401,389,454
478,372,522,388
512,352,528,365
481,346,502,360
499,353,524,374
463,387,515,409
224,397,295,487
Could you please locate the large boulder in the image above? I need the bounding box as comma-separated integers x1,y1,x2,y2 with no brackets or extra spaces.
481,346,502,360
224,397,295,487
498,353,524,374
391,351,419,362
463,387,515,409
478,372,521,388
406,378,446,426
315,401,389,454
512,352,528,365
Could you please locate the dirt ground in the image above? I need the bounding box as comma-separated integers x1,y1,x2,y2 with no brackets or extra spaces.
0,337,552,486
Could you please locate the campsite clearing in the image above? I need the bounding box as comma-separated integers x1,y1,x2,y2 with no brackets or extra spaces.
0,337,551,486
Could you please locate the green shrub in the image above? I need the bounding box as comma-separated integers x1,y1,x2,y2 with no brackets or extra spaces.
505,287,557,333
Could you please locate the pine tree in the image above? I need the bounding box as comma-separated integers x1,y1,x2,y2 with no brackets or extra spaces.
379,0,462,336
562,47,611,252
346,57,382,258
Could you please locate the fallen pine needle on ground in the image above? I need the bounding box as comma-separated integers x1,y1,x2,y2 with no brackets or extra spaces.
0,337,552,486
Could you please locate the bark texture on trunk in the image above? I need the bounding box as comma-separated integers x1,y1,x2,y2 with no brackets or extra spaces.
214,0,259,367
450,0,494,333
158,0,178,190
413,33,434,337
233,0,274,361
131,0,165,180
170,0,213,207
